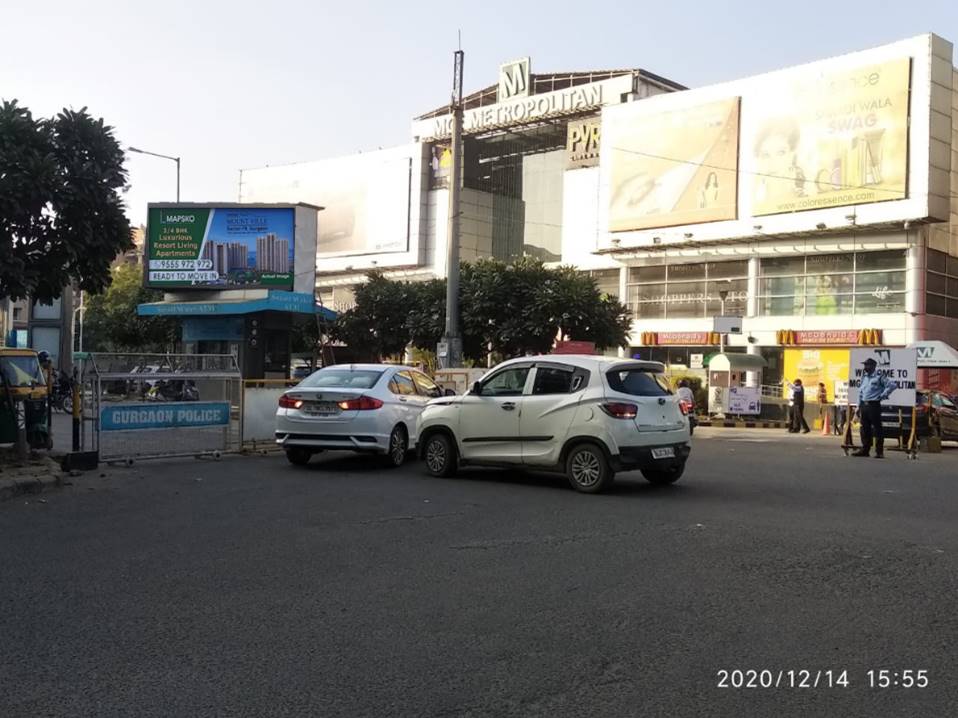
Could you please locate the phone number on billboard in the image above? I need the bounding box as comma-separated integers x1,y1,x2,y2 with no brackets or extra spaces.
149,259,213,270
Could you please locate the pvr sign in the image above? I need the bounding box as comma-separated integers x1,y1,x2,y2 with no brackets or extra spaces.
567,120,601,168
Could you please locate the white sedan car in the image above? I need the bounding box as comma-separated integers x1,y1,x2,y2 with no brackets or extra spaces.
275,364,444,467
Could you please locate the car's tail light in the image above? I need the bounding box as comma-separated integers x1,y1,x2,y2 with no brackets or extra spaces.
600,402,638,419
338,395,384,411
278,395,303,409
679,400,693,416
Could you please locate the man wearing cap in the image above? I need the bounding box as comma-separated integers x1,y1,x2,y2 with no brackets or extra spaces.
852,357,897,458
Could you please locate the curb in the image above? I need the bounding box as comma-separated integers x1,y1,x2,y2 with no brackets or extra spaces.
696,419,787,429
0,459,65,503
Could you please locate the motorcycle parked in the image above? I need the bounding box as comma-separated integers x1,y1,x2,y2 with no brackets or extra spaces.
145,378,199,402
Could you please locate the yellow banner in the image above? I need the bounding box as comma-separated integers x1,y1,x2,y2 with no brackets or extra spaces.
783,348,850,400
748,58,910,216
607,98,740,231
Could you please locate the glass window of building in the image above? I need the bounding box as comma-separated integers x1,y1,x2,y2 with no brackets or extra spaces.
758,250,905,316
626,260,747,319
926,248,958,319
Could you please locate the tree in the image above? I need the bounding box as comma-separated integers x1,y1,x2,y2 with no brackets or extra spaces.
83,264,176,351
548,266,631,350
329,272,412,360
0,100,132,303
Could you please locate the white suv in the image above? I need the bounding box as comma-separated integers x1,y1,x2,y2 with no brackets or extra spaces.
416,355,691,493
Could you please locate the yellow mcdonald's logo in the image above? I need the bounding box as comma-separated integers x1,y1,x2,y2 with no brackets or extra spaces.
776,330,796,345
857,329,883,345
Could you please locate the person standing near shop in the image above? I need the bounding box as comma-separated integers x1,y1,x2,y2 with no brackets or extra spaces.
852,357,897,458
817,381,829,428
784,378,810,433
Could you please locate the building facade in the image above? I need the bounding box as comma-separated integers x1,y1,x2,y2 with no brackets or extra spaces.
238,35,958,391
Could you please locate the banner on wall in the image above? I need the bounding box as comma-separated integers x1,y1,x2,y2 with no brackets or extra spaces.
783,348,850,400
747,58,911,217
607,98,740,231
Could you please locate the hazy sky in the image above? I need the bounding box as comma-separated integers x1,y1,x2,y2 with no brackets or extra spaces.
3,0,955,226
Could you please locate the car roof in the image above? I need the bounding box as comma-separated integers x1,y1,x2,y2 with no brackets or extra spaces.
492,354,666,372
319,363,417,372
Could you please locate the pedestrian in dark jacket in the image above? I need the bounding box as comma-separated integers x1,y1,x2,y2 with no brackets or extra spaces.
785,378,810,433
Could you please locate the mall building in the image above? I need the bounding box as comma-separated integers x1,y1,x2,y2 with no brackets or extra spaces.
239,34,958,391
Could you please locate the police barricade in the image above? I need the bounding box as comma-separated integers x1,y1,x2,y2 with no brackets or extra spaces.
84,353,242,464
240,379,297,451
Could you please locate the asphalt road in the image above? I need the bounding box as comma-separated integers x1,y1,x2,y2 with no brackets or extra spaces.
2,429,957,717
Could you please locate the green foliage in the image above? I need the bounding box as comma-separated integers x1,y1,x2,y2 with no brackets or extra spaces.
0,100,132,302
331,259,632,362
83,265,176,351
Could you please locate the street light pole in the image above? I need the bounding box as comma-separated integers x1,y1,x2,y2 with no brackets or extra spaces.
718,289,728,355
439,49,464,369
128,146,181,202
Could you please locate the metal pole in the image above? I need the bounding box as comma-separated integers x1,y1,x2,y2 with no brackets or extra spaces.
175,157,181,202
439,49,464,369
719,297,726,354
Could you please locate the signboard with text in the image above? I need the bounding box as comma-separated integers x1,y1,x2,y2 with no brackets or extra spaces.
100,402,231,432
146,206,295,289
848,348,916,408
728,386,761,415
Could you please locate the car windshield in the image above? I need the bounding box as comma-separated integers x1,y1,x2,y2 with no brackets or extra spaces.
606,368,671,397
0,356,45,388
299,368,384,389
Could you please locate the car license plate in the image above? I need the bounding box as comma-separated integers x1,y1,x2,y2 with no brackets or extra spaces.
304,402,338,416
651,446,675,459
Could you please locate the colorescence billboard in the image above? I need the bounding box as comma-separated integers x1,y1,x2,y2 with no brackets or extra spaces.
147,206,295,289
746,58,910,216
606,98,741,231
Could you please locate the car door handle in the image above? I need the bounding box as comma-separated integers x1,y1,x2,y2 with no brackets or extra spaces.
399,397,407,403
501,402,516,411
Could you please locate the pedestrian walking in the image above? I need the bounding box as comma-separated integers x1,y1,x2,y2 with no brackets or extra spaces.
852,357,897,458
784,378,810,433
676,379,696,435
817,381,829,429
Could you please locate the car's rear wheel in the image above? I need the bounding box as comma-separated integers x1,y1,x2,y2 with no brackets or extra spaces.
641,461,685,485
423,433,457,478
566,442,613,493
383,425,408,468
285,447,313,466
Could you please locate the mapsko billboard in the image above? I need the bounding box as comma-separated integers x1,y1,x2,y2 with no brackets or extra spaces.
746,58,911,216
147,206,295,289
606,98,740,231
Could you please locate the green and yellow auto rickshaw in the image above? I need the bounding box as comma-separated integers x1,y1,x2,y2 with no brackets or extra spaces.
0,348,51,449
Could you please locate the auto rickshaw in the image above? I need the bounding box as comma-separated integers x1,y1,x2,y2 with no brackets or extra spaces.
0,348,51,449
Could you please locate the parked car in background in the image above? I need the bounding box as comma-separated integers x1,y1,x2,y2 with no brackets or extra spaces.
880,390,958,443
417,355,692,493
275,363,443,467
290,361,313,381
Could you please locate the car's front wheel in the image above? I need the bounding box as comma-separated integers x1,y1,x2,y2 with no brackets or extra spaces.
423,433,458,478
285,447,313,466
566,442,614,493
641,462,685,485
382,425,408,468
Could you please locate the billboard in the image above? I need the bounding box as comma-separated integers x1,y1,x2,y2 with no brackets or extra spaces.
240,150,414,259
607,98,740,231
848,347,917,408
783,348,850,400
747,58,910,216
147,206,295,289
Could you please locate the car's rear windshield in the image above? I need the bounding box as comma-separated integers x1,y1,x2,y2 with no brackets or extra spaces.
299,369,384,389
606,368,671,397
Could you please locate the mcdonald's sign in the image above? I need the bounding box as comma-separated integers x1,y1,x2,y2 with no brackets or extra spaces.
641,332,720,346
776,329,883,346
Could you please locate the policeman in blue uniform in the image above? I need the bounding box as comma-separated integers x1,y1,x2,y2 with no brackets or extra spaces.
852,357,897,459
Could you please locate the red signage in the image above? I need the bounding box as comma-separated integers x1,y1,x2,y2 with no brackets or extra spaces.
653,332,718,346
553,340,596,354
777,329,883,346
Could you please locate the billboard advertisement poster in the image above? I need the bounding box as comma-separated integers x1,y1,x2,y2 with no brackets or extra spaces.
147,207,295,289
607,98,740,231
728,386,761,415
747,58,910,217
848,347,917,408
783,348,850,400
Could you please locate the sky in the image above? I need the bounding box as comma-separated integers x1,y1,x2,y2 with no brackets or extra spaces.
2,0,956,227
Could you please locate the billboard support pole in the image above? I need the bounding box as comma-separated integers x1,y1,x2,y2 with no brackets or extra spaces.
440,48,465,369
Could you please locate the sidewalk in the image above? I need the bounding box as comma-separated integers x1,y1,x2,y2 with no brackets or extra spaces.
0,451,64,502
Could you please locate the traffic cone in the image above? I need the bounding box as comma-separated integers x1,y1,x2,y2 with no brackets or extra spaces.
821,410,831,436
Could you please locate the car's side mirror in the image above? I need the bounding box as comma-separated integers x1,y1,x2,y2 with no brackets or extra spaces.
444,388,456,397
470,381,482,395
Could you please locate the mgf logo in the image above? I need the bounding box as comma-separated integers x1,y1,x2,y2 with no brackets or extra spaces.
917,346,935,360
498,57,531,100
874,349,892,366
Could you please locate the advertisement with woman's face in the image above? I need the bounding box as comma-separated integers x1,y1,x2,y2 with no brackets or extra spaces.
746,58,910,217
